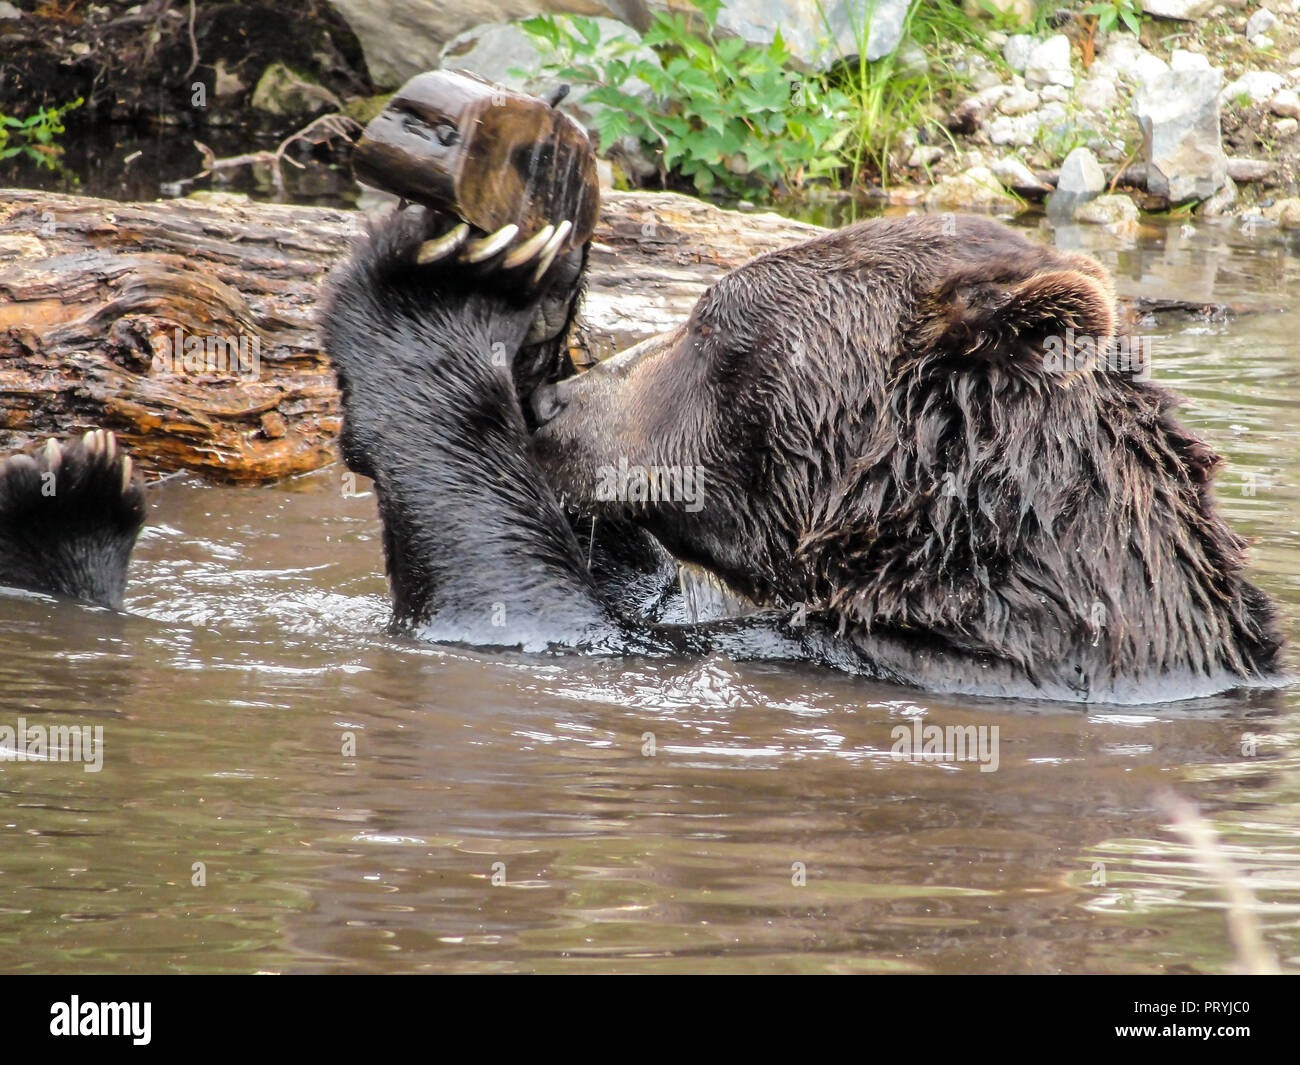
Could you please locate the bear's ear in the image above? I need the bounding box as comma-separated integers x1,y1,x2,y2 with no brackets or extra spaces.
913,262,1116,370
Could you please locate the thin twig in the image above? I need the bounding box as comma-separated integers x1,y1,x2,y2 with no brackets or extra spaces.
190,113,362,196
183,0,199,79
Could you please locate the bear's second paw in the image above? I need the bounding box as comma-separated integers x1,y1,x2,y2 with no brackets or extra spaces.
0,430,146,608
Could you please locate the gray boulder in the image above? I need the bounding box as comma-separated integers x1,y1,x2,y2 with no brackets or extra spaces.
1048,147,1105,217
1133,68,1227,203
1141,0,1216,17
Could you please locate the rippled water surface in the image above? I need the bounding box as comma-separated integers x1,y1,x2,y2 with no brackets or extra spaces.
2,215,1300,974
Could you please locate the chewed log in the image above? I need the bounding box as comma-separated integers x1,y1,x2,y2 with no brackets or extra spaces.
352,70,599,256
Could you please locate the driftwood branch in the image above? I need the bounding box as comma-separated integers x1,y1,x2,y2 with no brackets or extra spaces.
191,113,362,196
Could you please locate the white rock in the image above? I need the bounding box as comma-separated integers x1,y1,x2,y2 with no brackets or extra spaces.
992,155,1045,189
1057,146,1107,199
1223,70,1286,102
997,86,1041,115
1270,88,1300,117
1134,68,1228,202
1275,116,1300,135
988,112,1042,146
907,145,944,168
1040,84,1070,103
0,1,21,17
1170,48,1212,71
1074,194,1140,224
1004,34,1036,73
922,166,1019,212
1251,35,1275,50
1246,8,1277,36
1077,77,1119,112
1100,36,1170,86
1025,34,1074,89
1142,0,1218,15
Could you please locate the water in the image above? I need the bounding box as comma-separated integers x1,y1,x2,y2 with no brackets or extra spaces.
2,213,1300,974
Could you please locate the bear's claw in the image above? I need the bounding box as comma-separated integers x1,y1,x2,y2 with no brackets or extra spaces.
530,220,573,284
461,223,520,264
414,214,578,287
415,222,470,264
501,223,556,269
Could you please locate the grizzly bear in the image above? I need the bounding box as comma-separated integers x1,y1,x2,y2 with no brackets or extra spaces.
1,185,1283,702
316,200,1282,702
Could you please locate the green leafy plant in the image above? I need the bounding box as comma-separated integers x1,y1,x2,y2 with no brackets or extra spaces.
0,97,83,169
1081,0,1145,35
520,2,851,197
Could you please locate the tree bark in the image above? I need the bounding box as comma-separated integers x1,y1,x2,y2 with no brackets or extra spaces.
0,187,821,481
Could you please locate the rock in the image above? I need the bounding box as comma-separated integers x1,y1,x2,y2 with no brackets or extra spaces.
1039,84,1070,103
1141,0,1217,15
1245,8,1277,36
1276,116,1299,136
1049,146,1106,215
1170,48,1212,72
438,22,549,94
1265,197,1300,228
964,0,1034,21
1095,36,1169,86
997,85,1041,115
331,1,915,86
1199,176,1237,216
1004,35,1036,73
1250,35,1275,50
1134,69,1227,203
1270,88,1300,117
992,154,1051,192
1226,157,1276,181
922,166,1019,212
947,84,1012,132
438,18,661,141
988,111,1043,147
1076,76,1119,113
250,62,341,118
895,38,929,78
1222,70,1285,103
340,92,394,125
0,2,19,17
1025,34,1073,89
1074,193,1139,225
1058,147,1106,197
907,145,944,168
804,0,912,64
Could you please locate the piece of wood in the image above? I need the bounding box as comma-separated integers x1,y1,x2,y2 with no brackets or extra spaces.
0,187,819,481
353,70,600,253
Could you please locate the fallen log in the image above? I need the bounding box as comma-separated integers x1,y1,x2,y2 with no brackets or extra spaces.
0,187,1268,482
0,187,821,481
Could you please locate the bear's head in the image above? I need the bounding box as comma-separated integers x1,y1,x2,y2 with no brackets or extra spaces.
531,213,1278,684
